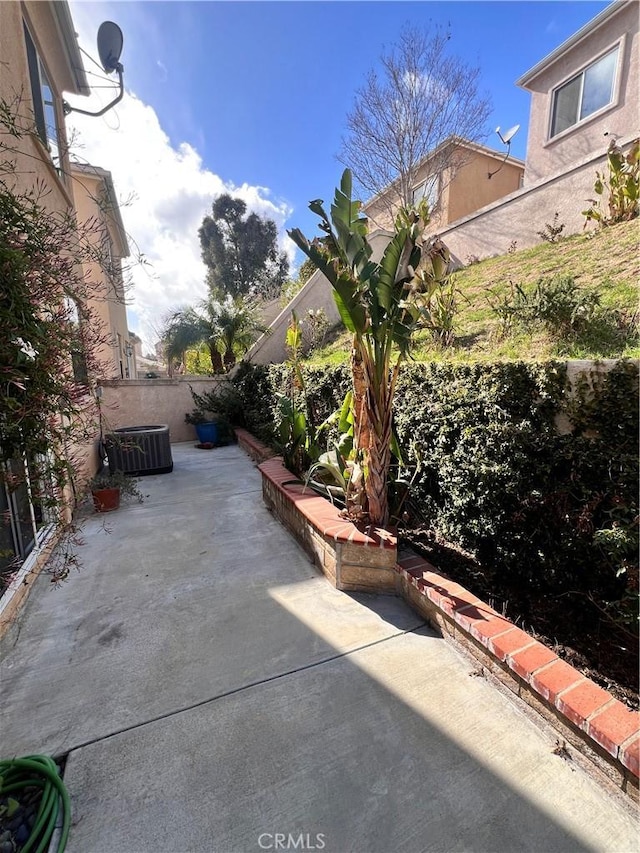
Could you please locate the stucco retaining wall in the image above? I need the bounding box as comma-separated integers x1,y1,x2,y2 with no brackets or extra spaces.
99,377,229,443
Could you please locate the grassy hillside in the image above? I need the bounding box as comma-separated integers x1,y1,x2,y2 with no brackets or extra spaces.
308,219,639,365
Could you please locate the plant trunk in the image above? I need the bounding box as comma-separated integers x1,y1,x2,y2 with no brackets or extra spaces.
223,348,236,371
350,341,393,527
209,343,224,374
349,341,371,517
363,368,392,528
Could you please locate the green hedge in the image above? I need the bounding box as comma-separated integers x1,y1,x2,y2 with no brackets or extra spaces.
232,359,638,618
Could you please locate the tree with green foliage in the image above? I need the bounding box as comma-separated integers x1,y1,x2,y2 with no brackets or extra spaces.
198,195,289,300
288,169,450,526
163,295,267,374
298,258,317,286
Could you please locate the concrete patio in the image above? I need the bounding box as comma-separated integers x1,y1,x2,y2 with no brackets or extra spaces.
0,442,637,852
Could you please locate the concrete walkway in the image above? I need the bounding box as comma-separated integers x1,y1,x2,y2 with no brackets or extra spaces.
0,443,637,852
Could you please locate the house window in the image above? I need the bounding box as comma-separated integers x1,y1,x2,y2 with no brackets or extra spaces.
0,455,53,579
412,175,439,211
23,22,61,167
550,45,619,138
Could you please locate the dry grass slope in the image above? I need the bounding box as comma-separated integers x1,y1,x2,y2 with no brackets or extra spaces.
308,219,639,365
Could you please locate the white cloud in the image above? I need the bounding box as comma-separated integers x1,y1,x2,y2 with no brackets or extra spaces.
65,63,293,353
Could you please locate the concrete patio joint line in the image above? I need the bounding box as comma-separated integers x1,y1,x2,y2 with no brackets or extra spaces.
58,621,428,759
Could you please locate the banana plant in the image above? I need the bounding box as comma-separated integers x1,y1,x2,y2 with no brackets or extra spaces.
276,311,321,475
288,169,450,526
583,138,639,226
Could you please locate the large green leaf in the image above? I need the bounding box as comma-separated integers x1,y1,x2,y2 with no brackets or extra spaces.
333,284,366,334
377,229,410,312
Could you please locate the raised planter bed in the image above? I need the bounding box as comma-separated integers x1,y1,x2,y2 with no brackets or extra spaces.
259,456,397,594
238,428,639,798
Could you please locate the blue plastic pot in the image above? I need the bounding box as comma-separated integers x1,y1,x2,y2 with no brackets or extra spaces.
195,422,218,444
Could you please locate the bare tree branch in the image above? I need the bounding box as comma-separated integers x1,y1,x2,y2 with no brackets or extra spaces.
338,24,492,219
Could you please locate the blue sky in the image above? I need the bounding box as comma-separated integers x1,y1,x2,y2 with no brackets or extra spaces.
66,0,610,349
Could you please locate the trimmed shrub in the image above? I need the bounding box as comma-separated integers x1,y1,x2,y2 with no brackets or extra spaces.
234,359,638,629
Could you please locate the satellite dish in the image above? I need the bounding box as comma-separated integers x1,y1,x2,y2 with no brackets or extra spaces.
489,124,521,179
496,124,520,146
63,21,125,117
97,22,124,74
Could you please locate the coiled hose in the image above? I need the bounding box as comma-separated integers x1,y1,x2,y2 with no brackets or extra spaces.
0,755,70,852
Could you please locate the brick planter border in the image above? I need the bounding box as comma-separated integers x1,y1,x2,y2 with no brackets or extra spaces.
237,428,639,795
258,454,397,594
395,554,639,796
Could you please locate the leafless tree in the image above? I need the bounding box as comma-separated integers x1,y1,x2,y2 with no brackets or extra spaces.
339,25,492,220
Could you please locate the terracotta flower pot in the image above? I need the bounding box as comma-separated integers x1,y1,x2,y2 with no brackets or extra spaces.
92,487,121,513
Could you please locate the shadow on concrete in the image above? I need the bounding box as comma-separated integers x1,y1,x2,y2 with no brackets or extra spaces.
1,444,633,852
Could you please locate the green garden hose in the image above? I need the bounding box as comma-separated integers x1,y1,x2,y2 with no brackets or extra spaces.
0,755,71,853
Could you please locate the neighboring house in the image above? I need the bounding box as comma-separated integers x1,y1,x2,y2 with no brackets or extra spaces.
363,137,525,233
70,162,137,380
517,0,638,186
248,0,638,365
435,0,638,263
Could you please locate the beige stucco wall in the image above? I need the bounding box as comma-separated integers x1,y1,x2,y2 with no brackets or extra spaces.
0,4,102,485
99,378,229,443
0,3,77,212
71,169,135,379
364,147,524,233
522,1,639,185
432,135,637,265
444,153,523,227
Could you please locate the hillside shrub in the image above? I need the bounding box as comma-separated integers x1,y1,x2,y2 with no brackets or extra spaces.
491,276,638,355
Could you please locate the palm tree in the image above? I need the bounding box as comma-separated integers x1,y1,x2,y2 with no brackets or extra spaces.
163,295,266,374
288,169,450,526
212,295,267,370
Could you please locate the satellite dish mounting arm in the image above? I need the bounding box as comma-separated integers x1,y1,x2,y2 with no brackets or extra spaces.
488,143,512,179
488,124,520,179
63,63,124,117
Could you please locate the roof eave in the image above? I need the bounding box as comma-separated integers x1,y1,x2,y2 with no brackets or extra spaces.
361,137,525,212
516,0,629,89
51,1,90,95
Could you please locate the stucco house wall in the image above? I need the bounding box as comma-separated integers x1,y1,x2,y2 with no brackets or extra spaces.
363,141,524,233
432,134,638,265
443,150,523,226
0,2,96,612
0,2,88,213
518,0,639,185
70,163,137,380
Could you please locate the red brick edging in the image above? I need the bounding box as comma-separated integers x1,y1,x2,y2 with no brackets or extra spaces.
235,429,275,464
395,554,639,791
237,428,639,793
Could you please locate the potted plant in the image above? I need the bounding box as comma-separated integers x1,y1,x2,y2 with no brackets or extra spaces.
89,469,144,513
184,409,219,445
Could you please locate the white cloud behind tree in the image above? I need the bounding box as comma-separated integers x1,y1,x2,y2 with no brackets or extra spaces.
66,6,294,352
